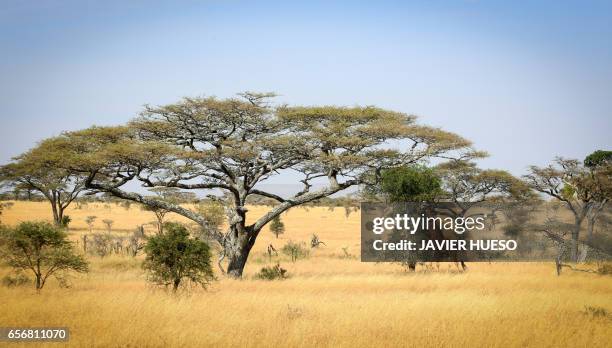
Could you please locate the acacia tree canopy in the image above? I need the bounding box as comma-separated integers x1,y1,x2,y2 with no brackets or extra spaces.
54,92,478,277
0,137,87,225
435,161,530,215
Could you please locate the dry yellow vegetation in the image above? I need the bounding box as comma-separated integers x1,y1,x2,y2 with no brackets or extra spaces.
1,202,611,347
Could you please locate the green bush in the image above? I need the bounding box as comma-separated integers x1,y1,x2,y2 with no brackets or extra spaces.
256,263,287,280
60,215,72,228
2,273,30,287
143,222,214,292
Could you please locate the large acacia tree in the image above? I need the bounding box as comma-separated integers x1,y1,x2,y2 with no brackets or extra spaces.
57,93,476,277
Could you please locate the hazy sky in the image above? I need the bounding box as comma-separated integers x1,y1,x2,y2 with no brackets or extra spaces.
1,1,611,185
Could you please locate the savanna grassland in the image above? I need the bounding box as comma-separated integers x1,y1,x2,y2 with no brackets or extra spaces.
1,202,611,347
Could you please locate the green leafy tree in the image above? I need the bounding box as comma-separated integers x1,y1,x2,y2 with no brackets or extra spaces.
270,215,285,239
372,165,443,271
377,165,443,203
142,222,214,292
50,93,477,277
0,221,88,291
584,150,612,168
0,139,87,226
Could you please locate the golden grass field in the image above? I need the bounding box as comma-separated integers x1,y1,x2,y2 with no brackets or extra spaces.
1,201,611,347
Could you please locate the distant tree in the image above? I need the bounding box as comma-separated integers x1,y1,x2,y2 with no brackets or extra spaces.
196,201,226,234
436,161,532,269
141,187,195,234
532,214,575,276
436,161,529,215
85,215,97,233
50,93,477,277
524,157,610,261
270,215,285,239
128,225,147,257
281,240,309,262
142,223,214,292
90,233,113,257
102,219,114,233
0,138,87,226
0,221,88,290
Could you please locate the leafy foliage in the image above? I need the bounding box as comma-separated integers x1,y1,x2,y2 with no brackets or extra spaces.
378,165,442,202
60,215,72,228
0,221,88,290
584,150,612,168
142,222,214,291
0,138,87,225
255,263,287,280
270,215,285,238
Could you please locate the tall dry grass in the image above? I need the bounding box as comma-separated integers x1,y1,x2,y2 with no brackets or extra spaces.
0,202,611,347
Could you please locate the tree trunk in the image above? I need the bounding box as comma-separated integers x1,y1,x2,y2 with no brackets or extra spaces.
57,207,64,226
570,215,584,262
50,199,61,226
223,225,258,278
35,274,42,291
82,235,88,253
407,262,416,272
172,278,180,292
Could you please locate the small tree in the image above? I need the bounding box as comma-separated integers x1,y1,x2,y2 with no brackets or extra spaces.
142,187,197,234
90,233,113,257
270,215,285,239
142,222,214,292
0,221,88,290
128,225,146,257
281,240,309,262
102,219,114,233
85,215,97,233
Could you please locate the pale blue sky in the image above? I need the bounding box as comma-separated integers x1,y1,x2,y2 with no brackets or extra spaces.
1,1,611,185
